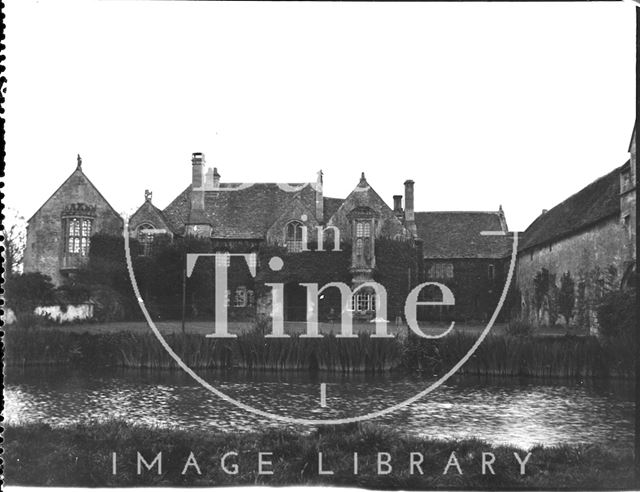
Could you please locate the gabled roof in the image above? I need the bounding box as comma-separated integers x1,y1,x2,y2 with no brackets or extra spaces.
162,182,319,239
27,161,122,224
415,211,511,259
327,173,411,239
129,198,172,232
518,163,625,253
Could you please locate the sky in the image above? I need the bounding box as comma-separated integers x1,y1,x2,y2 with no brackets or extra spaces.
4,1,636,233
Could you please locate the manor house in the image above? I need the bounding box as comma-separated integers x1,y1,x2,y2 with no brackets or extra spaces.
23,125,636,329
24,153,511,323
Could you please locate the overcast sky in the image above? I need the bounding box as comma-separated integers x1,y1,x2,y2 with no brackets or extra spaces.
4,1,636,232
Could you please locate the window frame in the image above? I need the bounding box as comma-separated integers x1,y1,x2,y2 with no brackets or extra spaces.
285,220,305,253
65,217,93,256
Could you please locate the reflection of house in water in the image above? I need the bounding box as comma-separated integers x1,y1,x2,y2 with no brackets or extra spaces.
515,126,636,332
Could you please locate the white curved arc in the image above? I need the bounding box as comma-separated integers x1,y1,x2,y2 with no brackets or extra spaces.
123,221,518,425
420,321,456,339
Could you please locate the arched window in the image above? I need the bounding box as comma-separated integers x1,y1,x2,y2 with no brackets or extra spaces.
137,223,155,256
285,221,304,252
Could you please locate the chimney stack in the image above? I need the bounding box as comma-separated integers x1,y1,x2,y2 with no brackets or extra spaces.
404,180,417,236
393,195,403,219
205,168,214,189
191,152,205,211
393,195,403,212
213,167,221,188
315,170,324,222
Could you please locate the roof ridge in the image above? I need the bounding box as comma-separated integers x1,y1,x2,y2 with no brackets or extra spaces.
415,210,501,214
522,163,624,234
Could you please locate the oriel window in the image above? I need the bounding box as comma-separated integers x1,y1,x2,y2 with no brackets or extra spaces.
67,218,92,256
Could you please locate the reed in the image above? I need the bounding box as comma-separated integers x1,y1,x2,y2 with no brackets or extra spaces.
4,328,405,374
406,331,634,379
4,326,634,378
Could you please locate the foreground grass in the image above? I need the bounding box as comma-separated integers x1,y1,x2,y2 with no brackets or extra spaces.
4,420,636,489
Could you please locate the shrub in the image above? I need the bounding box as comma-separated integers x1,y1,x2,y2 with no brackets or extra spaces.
4,272,56,314
88,284,128,322
597,287,636,339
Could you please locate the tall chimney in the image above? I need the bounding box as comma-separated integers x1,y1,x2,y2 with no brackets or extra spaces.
393,195,402,211
315,170,324,222
393,195,403,220
191,152,205,211
205,168,214,189
404,180,417,236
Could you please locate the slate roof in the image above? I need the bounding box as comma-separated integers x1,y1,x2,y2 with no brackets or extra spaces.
323,197,344,221
162,182,322,238
129,199,173,231
518,163,624,253
415,211,511,259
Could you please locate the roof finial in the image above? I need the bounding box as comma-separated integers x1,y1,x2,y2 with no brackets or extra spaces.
77,154,82,169
145,189,153,202
358,172,367,187
499,204,503,213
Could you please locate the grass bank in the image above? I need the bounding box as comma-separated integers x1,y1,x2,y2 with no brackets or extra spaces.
4,327,635,378
4,420,636,489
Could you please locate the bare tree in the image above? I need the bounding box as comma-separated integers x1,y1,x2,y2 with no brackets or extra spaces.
3,208,26,276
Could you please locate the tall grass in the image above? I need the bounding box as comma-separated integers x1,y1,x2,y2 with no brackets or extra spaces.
4,327,634,378
4,328,404,374
406,331,634,379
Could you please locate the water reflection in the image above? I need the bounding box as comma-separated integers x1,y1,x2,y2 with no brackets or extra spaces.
4,367,635,450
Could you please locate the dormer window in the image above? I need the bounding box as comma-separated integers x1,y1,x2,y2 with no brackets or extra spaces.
285,221,304,253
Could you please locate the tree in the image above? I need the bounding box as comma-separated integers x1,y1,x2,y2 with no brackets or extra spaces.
3,208,26,276
558,271,575,323
4,272,56,314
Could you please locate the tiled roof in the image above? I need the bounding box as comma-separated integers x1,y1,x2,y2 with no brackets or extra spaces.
415,211,511,259
163,183,319,238
323,197,344,222
518,164,624,253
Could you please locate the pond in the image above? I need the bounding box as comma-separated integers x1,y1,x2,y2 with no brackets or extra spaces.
4,367,635,450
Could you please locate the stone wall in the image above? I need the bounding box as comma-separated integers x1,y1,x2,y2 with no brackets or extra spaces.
24,168,123,285
421,258,509,322
34,303,94,323
515,216,634,333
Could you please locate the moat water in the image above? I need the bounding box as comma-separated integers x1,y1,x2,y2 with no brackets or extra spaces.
4,367,635,450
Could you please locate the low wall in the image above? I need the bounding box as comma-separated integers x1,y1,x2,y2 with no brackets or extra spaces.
34,303,94,323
